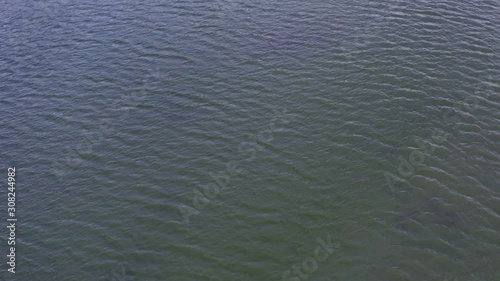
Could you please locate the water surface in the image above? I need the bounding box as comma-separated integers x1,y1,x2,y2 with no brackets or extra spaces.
0,0,499,280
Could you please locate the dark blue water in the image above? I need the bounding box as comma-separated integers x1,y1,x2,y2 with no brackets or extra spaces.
0,0,499,280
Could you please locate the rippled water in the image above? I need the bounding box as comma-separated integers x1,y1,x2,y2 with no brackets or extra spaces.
1,0,499,280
